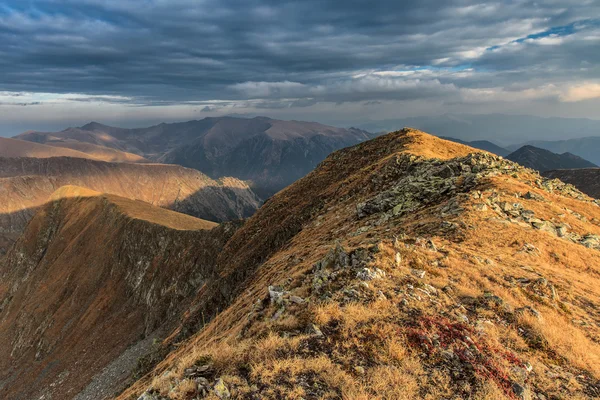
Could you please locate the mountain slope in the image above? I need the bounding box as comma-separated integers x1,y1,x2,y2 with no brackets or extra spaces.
0,157,261,254
11,132,149,163
0,137,98,159
16,117,375,197
0,188,239,400
543,169,600,199
508,136,600,166
117,129,600,400
440,136,510,156
506,145,597,172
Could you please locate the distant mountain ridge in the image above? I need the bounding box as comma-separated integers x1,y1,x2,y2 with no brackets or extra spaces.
439,136,510,156
508,136,600,166
0,156,261,254
15,116,376,196
355,113,600,145
506,145,597,172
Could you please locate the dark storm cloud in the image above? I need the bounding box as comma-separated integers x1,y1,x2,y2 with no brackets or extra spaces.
0,0,599,107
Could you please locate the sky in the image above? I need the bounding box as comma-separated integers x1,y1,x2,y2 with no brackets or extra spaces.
0,0,599,135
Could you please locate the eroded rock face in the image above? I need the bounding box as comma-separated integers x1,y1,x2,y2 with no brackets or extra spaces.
0,194,242,400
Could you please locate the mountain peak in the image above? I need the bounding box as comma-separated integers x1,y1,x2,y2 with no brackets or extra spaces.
81,121,110,130
507,145,597,172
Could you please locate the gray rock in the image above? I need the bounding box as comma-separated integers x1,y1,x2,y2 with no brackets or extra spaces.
289,295,305,304
213,378,230,399
268,285,285,304
356,267,385,281
512,383,532,400
523,191,544,201
308,324,324,338
411,269,426,279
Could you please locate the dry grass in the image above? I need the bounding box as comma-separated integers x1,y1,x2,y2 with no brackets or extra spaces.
119,130,600,400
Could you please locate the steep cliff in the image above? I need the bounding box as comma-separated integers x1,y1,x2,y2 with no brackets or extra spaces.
0,187,241,400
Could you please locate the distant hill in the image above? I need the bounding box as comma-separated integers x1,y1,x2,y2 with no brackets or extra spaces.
440,136,509,156
0,137,97,159
543,168,600,199
508,136,600,166
16,116,376,197
13,132,148,163
0,156,261,254
506,145,597,172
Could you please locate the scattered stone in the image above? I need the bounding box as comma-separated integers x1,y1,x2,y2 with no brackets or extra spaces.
524,191,544,201
395,252,402,267
268,286,285,304
213,378,230,399
308,324,324,338
138,392,162,400
354,366,366,375
411,269,426,279
356,267,385,281
271,306,286,321
473,203,488,211
289,295,305,304
555,224,568,237
512,383,532,400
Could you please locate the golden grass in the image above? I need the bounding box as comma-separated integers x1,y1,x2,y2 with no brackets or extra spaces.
118,131,600,400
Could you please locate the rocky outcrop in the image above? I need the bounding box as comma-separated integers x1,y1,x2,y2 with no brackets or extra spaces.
0,189,241,400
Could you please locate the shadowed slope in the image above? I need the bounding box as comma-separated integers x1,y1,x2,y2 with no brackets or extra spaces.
543,168,600,199
0,188,239,400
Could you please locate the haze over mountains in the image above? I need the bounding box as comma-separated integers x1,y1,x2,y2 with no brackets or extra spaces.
14,116,375,197
358,114,600,146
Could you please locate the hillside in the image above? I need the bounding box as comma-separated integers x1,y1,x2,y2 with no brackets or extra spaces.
440,136,510,156
0,137,97,159
16,117,375,197
15,130,149,163
508,137,600,166
0,188,238,400
543,169,600,199
0,157,260,254
3,129,600,400
110,129,599,400
506,145,597,172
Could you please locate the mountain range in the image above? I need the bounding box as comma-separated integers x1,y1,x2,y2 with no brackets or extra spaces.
505,145,598,172
0,156,260,254
2,129,599,400
356,113,600,145
15,117,375,197
507,137,600,166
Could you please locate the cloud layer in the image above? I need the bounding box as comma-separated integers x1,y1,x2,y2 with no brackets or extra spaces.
0,0,599,130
